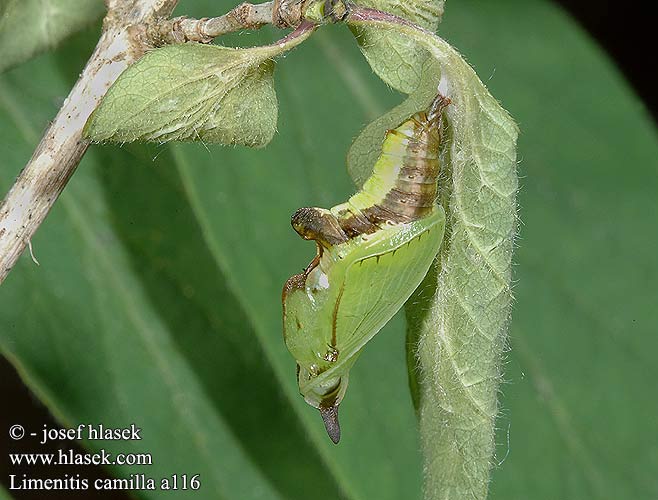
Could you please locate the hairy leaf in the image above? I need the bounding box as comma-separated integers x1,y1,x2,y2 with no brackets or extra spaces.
349,9,518,499
0,0,103,73
348,1,444,93
84,25,314,146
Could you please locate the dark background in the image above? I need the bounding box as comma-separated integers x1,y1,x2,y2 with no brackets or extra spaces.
1,1,655,498
558,1,656,122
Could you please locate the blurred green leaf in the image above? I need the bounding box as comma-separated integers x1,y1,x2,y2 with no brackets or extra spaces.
85,27,314,146
1,1,657,500
0,485,13,500
0,0,103,73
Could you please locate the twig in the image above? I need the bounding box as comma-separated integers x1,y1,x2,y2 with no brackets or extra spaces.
148,2,271,44
0,0,298,285
146,0,305,46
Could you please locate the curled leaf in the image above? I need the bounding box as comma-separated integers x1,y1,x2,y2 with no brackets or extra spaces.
349,8,518,500
84,23,315,146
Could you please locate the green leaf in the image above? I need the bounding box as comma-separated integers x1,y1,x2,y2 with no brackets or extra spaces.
0,485,14,500
84,26,314,146
0,0,104,73
1,2,658,500
348,0,445,93
349,8,518,499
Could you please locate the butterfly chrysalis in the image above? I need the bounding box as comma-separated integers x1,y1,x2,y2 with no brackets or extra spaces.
282,94,450,443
